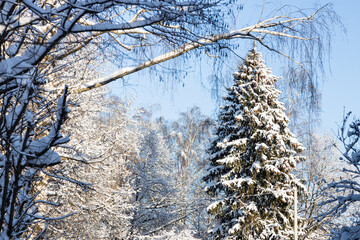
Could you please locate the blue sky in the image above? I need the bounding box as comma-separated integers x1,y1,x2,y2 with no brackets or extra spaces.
319,0,360,135
111,0,360,137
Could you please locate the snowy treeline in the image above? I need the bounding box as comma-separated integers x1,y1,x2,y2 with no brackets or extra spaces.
37,88,213,239
26,48,356,240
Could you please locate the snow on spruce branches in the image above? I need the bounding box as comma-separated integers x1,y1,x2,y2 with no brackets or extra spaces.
203,48,305,239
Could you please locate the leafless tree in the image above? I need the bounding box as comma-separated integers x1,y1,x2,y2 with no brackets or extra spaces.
317,112,360,239
0,83,71,238
38,87,141,239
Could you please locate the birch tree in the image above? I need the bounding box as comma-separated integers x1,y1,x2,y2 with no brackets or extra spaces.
131,107,214,238
131,119,176,237
161,107,214,237
299,135,344,239
1,1,337,94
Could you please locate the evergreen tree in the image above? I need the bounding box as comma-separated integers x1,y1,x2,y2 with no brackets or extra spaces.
204,48,305,240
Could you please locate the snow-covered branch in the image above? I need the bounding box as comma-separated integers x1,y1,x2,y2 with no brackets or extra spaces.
75,8,330,92
1,0,225,88
317,112,360,239
0,83,70,238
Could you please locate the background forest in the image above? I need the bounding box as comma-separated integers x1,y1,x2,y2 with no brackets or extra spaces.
0,0,359,239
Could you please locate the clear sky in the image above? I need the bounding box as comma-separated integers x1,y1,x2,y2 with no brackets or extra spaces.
110,0,360,137
319,0,360,135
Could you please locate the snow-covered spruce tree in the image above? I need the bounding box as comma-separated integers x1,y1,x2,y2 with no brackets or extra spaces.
204,48,305,240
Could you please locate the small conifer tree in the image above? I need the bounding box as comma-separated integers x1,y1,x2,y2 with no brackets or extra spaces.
204,48,305,240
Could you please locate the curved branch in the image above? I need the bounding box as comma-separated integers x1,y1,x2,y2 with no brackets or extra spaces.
76,11,320,93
